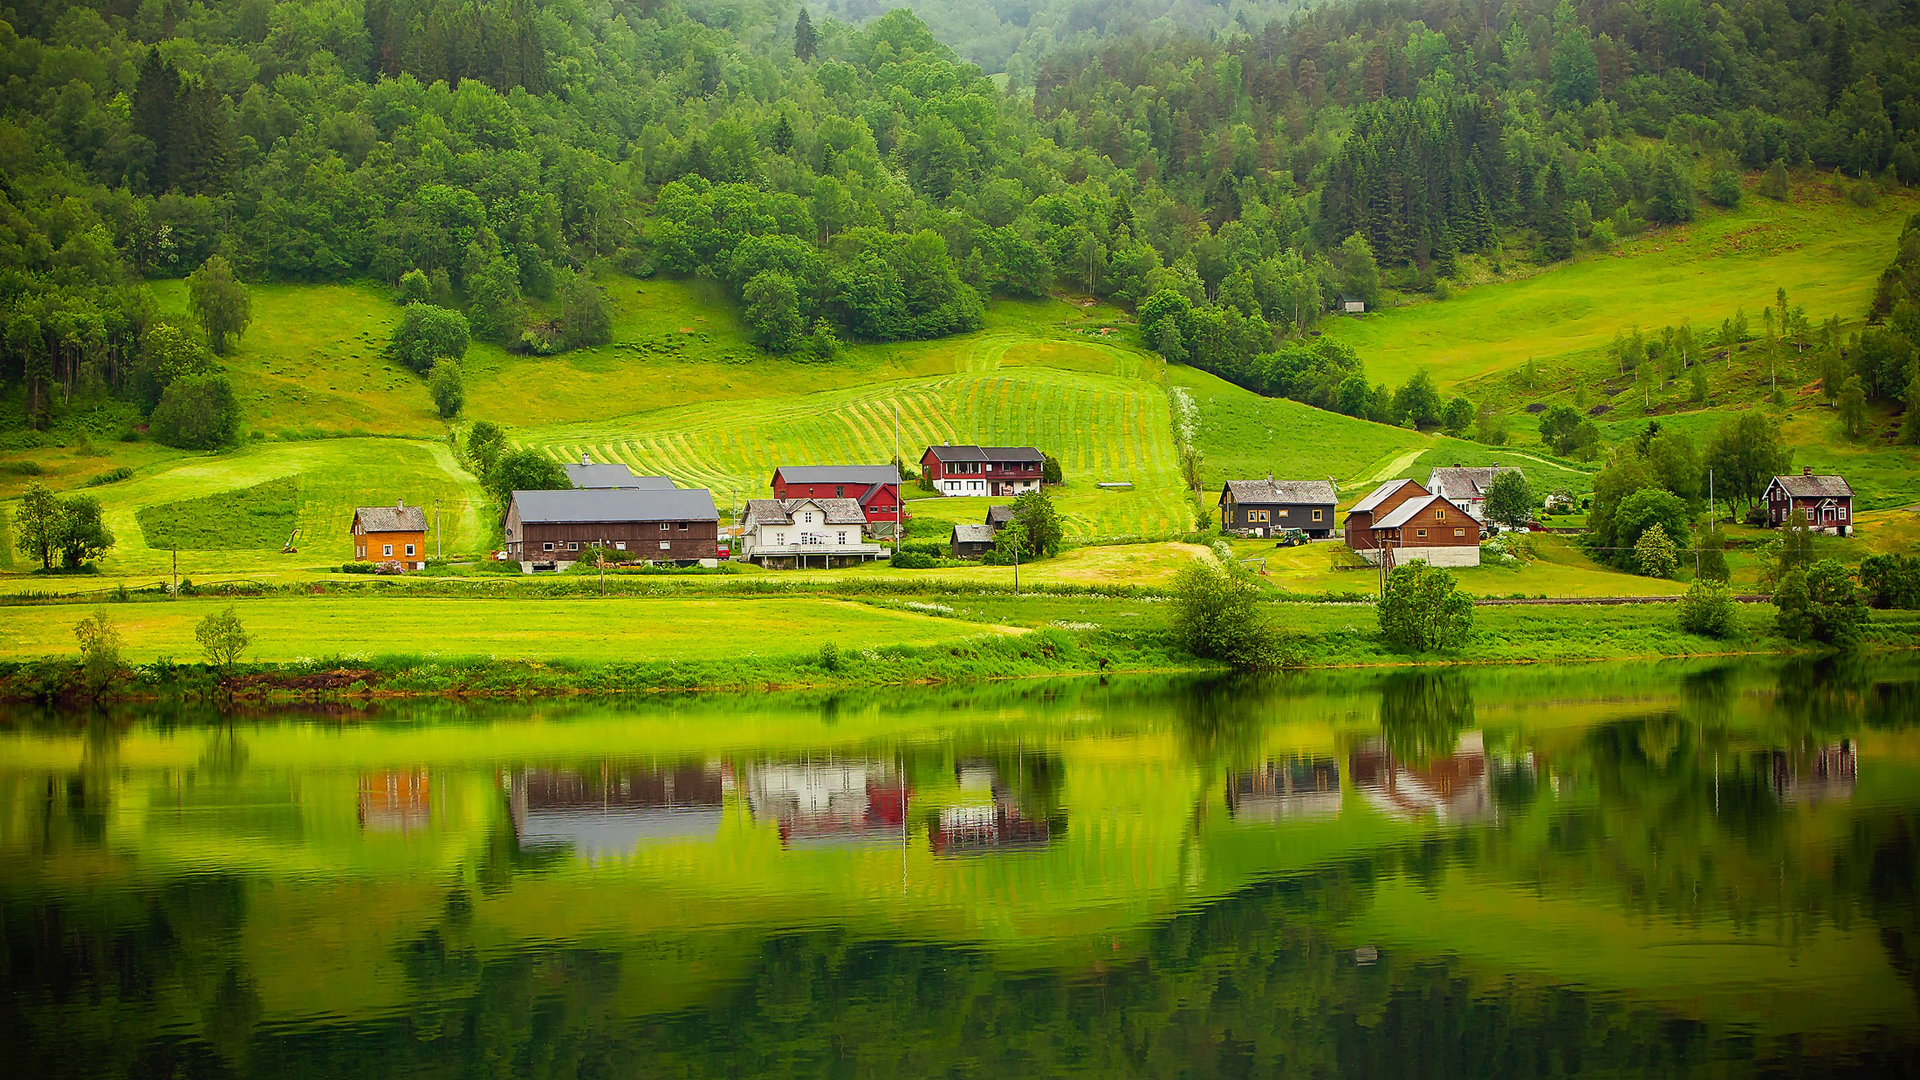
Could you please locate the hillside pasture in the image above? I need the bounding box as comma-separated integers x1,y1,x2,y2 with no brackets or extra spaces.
1321,181,1919,391
518,363,1192,540
137,476,299,551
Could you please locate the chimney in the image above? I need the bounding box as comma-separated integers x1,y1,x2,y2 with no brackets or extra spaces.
582,453,592,466
1803,466,1812,476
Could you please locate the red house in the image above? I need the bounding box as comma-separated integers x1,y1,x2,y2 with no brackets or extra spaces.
1765,467,1854,535
770,465,904,527
920,445,1045,497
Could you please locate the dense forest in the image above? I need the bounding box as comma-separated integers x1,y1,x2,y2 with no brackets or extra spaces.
1,0,1917,440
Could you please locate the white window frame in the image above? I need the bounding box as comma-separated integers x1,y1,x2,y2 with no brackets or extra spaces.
382,544,393,557
543,542,554,552
659,540,670,550
405,544,415,557
569,541,579,551
615,541,626,550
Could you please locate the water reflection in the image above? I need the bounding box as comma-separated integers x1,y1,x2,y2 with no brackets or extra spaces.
509,763,726,858
3,658,1920,1077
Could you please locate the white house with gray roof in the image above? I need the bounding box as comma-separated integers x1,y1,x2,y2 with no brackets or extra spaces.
1426,466,1522,523
737,497,882,568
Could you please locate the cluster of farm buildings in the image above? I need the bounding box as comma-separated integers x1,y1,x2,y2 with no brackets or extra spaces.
349,443,1854,573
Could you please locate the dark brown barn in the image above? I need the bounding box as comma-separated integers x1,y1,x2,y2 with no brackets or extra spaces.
503,487,719,568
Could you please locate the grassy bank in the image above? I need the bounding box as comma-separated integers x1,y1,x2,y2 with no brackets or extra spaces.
6,592,1916,703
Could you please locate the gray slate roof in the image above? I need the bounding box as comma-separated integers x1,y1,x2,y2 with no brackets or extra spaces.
1350,478,1424,515
512,487,717,524
924,444,1045,463
1374,494,1454,530
1427,467,1520,502
774,464,901,485
1221,479,1337,505
565,462,673,489
1773,473,1853,499
355,504,428,532
952,524,997,544
985,505,1017,527
742,497,868,528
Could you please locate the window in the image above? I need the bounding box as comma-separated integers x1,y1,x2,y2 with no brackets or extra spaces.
1312,509,1323,522
1454,528,1466,538
804,512,814,524
543,542,553,552
356,545,365,559
659,540,670,550
837,531,847,544
1252,510,1268,523
1416,529,1427,538
1436,509,1446,522
1278,508,1289,518
1805,509,1815,522
660,522,670,531
382,544,393,557
615,541,626,550
405,544,415,557
1840,508,1849,520
568,542,579,551
679,522,689,530
835,485,845,497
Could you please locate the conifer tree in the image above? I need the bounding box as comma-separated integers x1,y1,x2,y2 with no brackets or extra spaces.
794,9,817,62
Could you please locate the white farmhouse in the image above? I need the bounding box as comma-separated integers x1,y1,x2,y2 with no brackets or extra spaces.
737,497,883,569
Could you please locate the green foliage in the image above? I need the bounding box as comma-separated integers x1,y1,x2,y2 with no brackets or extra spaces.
487,448,569,510
1171,562,1289,671
1695,529,1730,583
744,271,806,353
1706,158,1742,209
1482,470,1534,529
1646,147,1696,225
1677,579,1737,638
890,550,936,568
1377,561,1474,653
1043,455,1064,485
187,255,252,354
558,274,613,350
1335,234,1381,308
466,421,507,479
12,482,63,571
397,269,432,306
1772,559,1867,645
55,496,114,570
1859,553,1920,609
429,361,464,419
150,374,242,450
1538,404,1583,455
137,476,298,551
1703,411,1790,508
72,609,122,694
1837,375,1869,439
133,322,214,409
85,467,134,487
390,304,470,374
194,606,252,671
1633,523,1678,579
1758,160,1792,201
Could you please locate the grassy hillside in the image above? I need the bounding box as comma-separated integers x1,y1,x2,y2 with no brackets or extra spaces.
1321,180,1919,391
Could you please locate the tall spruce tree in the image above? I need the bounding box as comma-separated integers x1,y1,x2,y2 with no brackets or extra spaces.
795,9,817,62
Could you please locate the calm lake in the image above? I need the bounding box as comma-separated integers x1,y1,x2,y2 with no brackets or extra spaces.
5,658,1920,1078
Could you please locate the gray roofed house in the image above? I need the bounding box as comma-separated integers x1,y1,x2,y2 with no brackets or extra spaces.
564,454,673,490
738,497,882,568
1351,477,1423,515
923,445,1045,463
1219,476,1339,538
741,497,868,528
1765,467,1856,535
1427,467,1521,522
1772,472,1854,499
985,505,1017,528
352,502,428,534
512,487,719,523
951,523,998,560
1374,494,1447,530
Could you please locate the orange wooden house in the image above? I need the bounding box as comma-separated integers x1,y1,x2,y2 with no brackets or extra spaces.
352,500,429,569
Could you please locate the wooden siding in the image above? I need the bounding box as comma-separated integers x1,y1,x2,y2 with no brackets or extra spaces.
355,530,426,565
1220,497,1335,535
511,519,718,560
772,479,903,522
1375,501,1477,549
1342,483,1428,551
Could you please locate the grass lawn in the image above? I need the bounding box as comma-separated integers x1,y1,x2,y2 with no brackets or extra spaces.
517,361,1191,539
1218,534,1688,597
1320,179,1920,391
0,595,1017,663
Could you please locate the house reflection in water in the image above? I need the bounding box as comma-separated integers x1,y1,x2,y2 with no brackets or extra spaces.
745,759,908,849
1227,757,1342,821
928,759,1065,855
359,769,431,832
1760,741,1858,805
508,764,726,861
1349,732,1494,823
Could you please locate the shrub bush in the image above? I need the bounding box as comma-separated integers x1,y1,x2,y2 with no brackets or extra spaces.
1773,559,1867,645
84,466,134,486
339,561,378,574
1678,579,1737,638
1377,560,1474,652
890,551,936,568
1171,562,1292,670
150,374,242,450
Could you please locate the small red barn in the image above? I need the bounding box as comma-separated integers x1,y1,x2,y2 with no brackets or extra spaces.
770,465,904,528
1765,468,1854,535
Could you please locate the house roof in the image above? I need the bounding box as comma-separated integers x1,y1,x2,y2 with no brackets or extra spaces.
1373,494,1457,530
923,444,1045,463
953,524,997,544
1773,473,1853,499
1222,479,1337,505
511,487,717,524
774,464,901,486
1427,467,1520,501
1350,478,1424,515
985,505,1017,527
742,497,868,528
354,504,428,532
565,462,672,489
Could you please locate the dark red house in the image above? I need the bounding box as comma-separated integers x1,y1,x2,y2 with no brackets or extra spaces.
1765,467,1854,535
770,465,904,527
920,445,1045,497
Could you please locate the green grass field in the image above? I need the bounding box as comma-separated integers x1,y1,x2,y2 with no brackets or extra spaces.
0,595,1018,663
1322,179,1920,391
137,475,299,550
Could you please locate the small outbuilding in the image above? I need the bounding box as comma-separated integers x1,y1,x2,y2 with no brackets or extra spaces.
951,524,997,560
1340,295,1367,315
352,499,429,569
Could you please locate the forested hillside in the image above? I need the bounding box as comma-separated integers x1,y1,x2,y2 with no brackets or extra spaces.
1,0,1916,448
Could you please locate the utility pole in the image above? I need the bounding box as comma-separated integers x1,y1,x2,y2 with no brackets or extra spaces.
434,498,442,559
1012,530,1021,596
171,544,178,598
598,542,606,596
